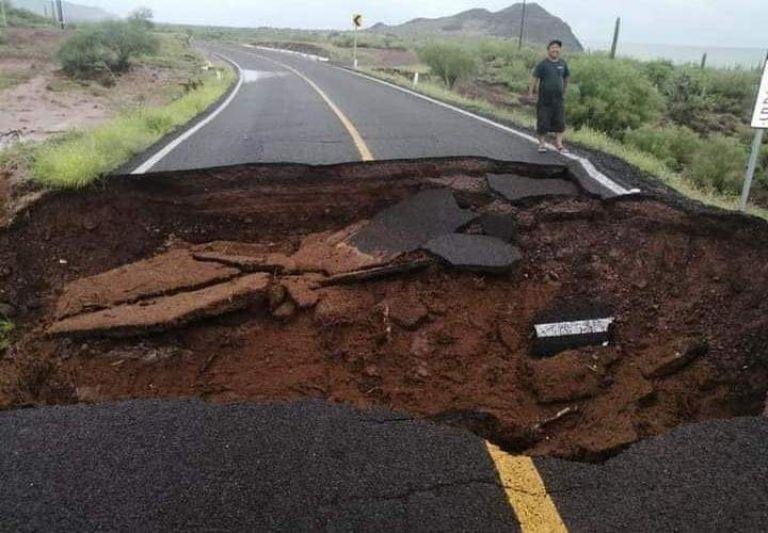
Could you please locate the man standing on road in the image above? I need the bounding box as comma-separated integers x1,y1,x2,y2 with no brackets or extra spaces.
529,40,570,153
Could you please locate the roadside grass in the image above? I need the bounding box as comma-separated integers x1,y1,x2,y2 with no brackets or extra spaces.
361,66,768,221
30,65,234,188
44,78,85,93
0,70,33,90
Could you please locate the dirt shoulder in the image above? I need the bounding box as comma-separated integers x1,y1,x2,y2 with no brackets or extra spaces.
0,28,222,224
0,28,205,148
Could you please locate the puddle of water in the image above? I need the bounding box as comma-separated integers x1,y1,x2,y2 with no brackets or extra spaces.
241,70,288,83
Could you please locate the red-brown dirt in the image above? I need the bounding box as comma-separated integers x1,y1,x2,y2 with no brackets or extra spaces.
1,158,767,462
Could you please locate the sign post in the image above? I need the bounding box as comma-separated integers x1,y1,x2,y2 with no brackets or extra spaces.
352,14,363,69
739,54,768,212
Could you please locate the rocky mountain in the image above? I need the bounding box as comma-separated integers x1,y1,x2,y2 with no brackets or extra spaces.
10,0,115,23
369,3,583,51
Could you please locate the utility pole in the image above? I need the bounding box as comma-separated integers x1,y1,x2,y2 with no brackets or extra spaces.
55,0,64,29
609,17,621,59
518,0,527,49
700,52,708,69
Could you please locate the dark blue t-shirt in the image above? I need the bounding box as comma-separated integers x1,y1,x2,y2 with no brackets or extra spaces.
534,58,570,104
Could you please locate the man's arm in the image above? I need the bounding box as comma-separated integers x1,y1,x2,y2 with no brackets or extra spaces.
563,61,570,96
528,75,540,97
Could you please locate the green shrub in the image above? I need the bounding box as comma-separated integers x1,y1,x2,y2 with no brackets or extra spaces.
476,40,538,67
686,134,748,193
663,68,712,130
643,59,675,88
624,124,703,171
0,319,13,356
706,68,761,118
418,43,477,89
57,20,159,77
497,59,535,93
566,55,665,134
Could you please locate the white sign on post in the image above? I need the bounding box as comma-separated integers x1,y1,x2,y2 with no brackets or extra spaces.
752,59,768,129
740,56,768,211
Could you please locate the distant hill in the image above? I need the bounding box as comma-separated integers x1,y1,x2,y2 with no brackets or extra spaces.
10,0,115,23
369,3,583,51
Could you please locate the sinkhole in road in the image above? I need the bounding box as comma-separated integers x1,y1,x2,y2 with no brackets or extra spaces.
2,158,767,462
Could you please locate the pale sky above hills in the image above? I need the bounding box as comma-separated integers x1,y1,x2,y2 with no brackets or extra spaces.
70,1,768,48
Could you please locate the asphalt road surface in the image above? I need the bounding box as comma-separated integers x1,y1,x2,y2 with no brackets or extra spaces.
137,44,573,172
2,400,766,531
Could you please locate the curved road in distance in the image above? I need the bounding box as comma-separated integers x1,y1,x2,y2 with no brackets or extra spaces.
129,44,633,196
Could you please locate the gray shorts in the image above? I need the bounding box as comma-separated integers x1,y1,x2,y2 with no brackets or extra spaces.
536,100,565,134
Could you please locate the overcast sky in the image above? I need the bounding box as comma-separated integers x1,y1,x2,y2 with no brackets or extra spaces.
74,0,767,48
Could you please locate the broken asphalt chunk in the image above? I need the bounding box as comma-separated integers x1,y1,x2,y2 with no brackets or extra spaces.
349,189,476,257
487,173,579,202
422,234,522,273
48,274,271,338
55,249,241,319
479,212,518,242
532,304,615,357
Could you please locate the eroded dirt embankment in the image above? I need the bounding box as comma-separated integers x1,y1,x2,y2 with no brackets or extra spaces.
1,158,768,462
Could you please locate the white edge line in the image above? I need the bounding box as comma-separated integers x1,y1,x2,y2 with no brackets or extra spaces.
131,53,244,175
328,64,640,197
535,318,614,338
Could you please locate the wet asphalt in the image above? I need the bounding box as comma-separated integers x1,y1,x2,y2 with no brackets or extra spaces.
140,45,566,173
1,399,766,531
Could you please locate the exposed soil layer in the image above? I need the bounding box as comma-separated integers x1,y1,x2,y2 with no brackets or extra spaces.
2,157,768,462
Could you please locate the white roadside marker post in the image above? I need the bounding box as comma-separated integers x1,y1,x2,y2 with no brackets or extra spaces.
353,26,358,69
413,71,419,88
740,53,768,212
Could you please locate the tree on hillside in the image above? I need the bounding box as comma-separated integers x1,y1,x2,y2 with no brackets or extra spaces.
129,7,154,30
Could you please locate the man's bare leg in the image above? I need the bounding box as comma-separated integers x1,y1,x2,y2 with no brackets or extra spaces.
555,132,565,151
537,134,548,152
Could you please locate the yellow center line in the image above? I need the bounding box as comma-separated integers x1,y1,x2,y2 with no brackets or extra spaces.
486,442,568,533
248,48,562,532
253,53,374,162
